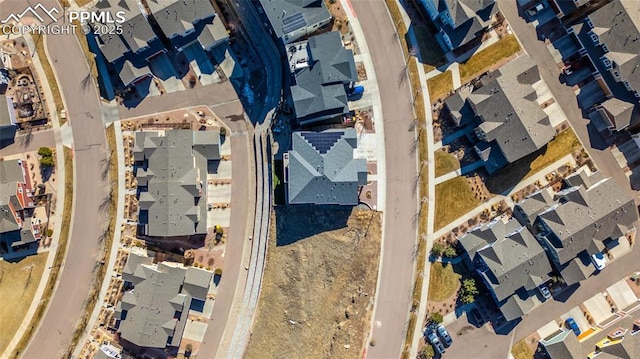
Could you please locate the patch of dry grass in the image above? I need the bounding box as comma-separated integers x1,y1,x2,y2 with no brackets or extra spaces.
0,254,48,353
435,177,481,231
32,34,64,123
245,207,381,359
427,71,453,103
428,263,461,302
434,150,460,177
459,34,521,84
511,339,534,359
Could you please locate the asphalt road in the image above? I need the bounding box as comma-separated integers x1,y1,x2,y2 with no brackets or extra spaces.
349,1,419,358
21,11,110,359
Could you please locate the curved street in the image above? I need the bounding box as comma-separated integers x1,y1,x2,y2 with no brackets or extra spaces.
349,1,419,358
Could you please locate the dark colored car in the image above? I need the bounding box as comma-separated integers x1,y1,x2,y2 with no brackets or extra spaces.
469,308,485,327
427,331,446,355
437,324,453,347
566,317,581,336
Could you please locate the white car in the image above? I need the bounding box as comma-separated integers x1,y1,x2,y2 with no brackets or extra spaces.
591,252,606,271
539,285,551,299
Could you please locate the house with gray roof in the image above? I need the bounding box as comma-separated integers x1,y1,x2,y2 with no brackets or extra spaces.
146,0,226,50
572,0,640,132
530,170,637,285
290,31,356,126
418,0,498,52
259,0,331,44
513,187,554,227
0,159,39,256
444,55,555,174
133,130,220,238
540,330,582,359
0,95,17,143
118,60,151,87
459,218,554,321
116,252,212,349
285,128,366,205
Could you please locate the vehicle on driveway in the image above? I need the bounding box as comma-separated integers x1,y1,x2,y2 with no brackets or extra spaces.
591,252,606,271
566,317,581,336
347,85,365,100
539,285,552,299
427,331,446,356
468,308,485,328
437,324,453,347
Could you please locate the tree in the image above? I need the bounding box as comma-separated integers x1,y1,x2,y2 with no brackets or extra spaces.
429,312,443,324
443,246,457,258
459,278,479,304
417,344,435,359
40,156,55,168
38,147,53,157
219,126,227,137
431,243,445,257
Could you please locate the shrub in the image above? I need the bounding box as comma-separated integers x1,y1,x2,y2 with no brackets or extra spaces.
418,344,435,359
431,243,445,257
219,127,227,137
443,246,457,258
40,156,55,168
214,268,223,275
46,228,53,237
429,312,443,324
38,147,53,157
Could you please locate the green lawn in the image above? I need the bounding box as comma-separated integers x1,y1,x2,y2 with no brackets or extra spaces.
427,71,453,103
0,253,48,353
459,34,521,84
511,339,534,359
428,262,462,302
414,25,445,73
435,177,480,231
486,129,582,194
434,150,460,177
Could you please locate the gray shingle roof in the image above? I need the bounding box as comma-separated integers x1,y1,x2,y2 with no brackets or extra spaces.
147,0,215,39
459,218,519,260
438,0,496,49
468,55,555,165
536,176,638,266
0,159,25,234
500,295,536,322
97,33,128,63
513,188,554,227
259,0,330,40
599,97,640,131
117,253,213,348
134,130,220,237
119,60,151,86
93,0,157,54
197,16,228,50
474,221,553,302
589,0,640,96
291,32,356,125
542,330,582,359
0,95,14,128
287,128,366,205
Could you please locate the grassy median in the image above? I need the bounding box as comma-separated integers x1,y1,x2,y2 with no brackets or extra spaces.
32,34,64,123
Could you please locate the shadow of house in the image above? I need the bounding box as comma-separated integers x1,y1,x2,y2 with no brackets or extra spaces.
274,205,352,246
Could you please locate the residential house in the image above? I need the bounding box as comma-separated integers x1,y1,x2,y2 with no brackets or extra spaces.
146,0,227,50
540,330,583,359
133,130,220,238
0,94,17,143
418,0,498,53
513,187,554,227
444,55,555,174
586,327,640,358
459,218,554,321
289,31,356,126
0,159,40,256
258,0,331,44
116,252,213,350
570,0,640,132
284,128,367,205
530,169,637,285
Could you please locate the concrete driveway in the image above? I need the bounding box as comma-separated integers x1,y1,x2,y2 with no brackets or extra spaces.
583,293,614,325
606,279,638,311
561,307,591,333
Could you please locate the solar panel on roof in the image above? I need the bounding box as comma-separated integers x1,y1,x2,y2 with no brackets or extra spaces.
282,12,307,34
300,131,344,154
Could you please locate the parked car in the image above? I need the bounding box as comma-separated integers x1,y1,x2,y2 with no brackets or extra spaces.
347,85,365,100
591,252,606,270
437,324,453,347
539,285,551,299
562,65,573,76
468,308,485,327
566,317,581,336
527,3,545,16
427,331,446,355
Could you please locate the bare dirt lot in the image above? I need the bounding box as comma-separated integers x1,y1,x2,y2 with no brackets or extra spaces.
245,206,381,359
